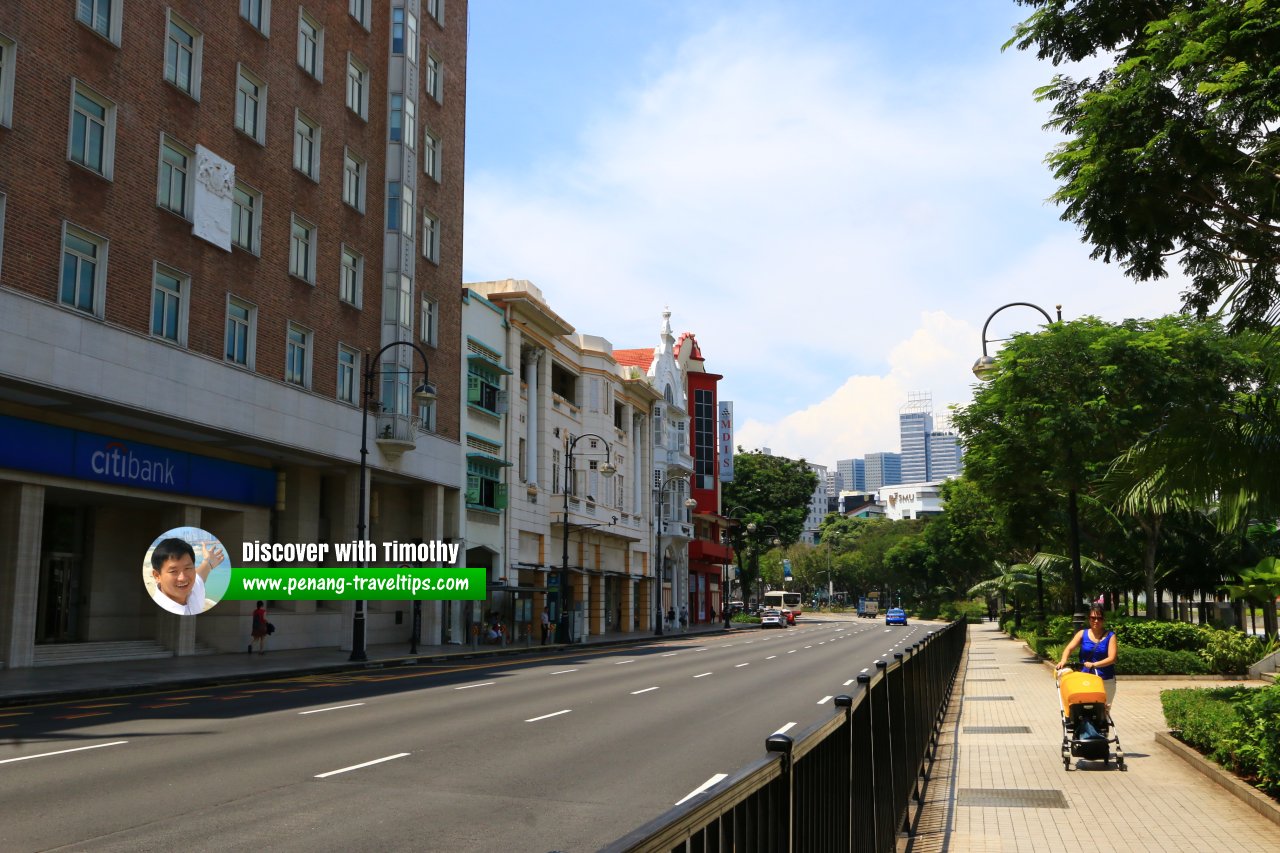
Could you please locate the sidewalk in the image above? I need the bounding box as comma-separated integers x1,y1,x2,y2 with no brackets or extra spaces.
908,622,1280,852
0,621,728,707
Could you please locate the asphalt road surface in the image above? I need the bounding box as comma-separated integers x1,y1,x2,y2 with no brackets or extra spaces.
0,614,933,852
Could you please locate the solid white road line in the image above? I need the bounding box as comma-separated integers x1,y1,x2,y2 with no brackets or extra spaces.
693,672,713,678
773,722,797,736
631,687,660,695
817,695,833,705
315,753,409,778
525,709,572,722
299,703,366,714
454,682,495,691
676,773,729,806
0,741,127,765
551,669,578,675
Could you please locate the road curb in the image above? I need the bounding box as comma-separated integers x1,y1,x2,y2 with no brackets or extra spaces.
1154,731,1280,829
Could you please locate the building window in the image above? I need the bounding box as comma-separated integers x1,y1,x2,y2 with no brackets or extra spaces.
232,182,262,255
389,93,403,142
343,149,365,212
426,0,444,26
293,111,320,181
59,223,107,317
286,323,312,388
467,460,507,511
406,11,418,64
425,54,442,102
401,185,414,237
349,0,370,30
0,34,14,128
695,388,716,490
337,345,359,404
225,296,255,367
240,0,271,36
424,129,441,181
551,448,561,494
164,12,201,98
468,363,502,414
289,216,316,283
420,298,438,347
68,81,115,178
346,55,368,119
235,65,267,144
381,363,410,415
77,0,121,44
297,9,323,80
151,264,188,345
340,246,362,307
391,8,405,55
386,182,401,232
404,97,416,150
422,209,440,263
157,135,193,217
386,272,412,329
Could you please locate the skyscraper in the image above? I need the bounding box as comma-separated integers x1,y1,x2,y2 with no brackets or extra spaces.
928,431,964,480
865,452,903,491
899,392,934,484
837,457,865,493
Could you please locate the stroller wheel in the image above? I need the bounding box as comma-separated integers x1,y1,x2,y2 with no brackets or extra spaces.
1118,759,1127,772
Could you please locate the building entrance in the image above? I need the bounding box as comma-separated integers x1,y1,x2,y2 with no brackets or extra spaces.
37,506,89,643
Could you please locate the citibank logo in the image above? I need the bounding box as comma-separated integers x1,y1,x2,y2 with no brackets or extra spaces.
90,441,177,486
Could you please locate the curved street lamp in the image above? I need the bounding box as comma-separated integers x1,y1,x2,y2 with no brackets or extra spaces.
722,505,753,629
559,433,616,644
654,475,696,635
354,340,437,662
973,301,1085,631
747,521,781,613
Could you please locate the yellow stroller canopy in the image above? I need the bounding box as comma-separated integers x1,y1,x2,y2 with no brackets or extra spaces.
1059,670,1107,709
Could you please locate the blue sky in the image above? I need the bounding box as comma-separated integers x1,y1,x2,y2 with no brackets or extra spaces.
462,1,1188,469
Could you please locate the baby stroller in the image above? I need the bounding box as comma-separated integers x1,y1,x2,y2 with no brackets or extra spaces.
1057,668,1125,771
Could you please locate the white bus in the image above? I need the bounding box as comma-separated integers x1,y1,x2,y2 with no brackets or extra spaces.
763,590,803,617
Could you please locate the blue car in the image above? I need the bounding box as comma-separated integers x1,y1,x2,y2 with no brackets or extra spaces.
885,608,907,626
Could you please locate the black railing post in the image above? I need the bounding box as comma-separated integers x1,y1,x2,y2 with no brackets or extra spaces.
766,733,794,852
835,694,855,853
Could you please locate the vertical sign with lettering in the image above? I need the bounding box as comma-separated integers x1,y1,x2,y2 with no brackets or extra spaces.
718,401,734,482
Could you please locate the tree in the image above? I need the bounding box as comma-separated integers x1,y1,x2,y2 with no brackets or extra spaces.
722,449,818,604
1007,1,1280,327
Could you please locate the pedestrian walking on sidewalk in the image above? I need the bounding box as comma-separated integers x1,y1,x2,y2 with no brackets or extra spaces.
541,606,550,645
250,601,269,655
666,606,675,632
1057,604,1118,707
680,606,688,632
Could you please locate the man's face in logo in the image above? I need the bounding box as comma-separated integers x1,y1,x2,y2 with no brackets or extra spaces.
154,554,197,604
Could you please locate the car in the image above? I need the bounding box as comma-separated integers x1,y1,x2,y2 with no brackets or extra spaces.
759,609,788,628
885,607,907,626
780,608,796,625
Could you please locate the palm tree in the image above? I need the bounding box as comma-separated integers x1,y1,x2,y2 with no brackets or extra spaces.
968,563,1038,630
1223,560,1280,640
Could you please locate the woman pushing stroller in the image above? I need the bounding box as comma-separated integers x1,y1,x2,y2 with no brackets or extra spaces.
1056,605,1118,708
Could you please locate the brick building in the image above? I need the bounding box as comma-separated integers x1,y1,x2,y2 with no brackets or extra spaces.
0,1,468,668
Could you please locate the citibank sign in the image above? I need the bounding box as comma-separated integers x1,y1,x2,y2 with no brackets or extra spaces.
89,441,177,486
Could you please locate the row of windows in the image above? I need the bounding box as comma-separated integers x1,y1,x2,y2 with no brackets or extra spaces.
27,217,444,400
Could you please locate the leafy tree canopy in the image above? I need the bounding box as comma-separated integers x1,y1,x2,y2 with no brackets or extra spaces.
721,449,818,546
1007,0,1280,327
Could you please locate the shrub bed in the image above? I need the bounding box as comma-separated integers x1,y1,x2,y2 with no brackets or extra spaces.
1043,643,1211,675
1162,684,1280,797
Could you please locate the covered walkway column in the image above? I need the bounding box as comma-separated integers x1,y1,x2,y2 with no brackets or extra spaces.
0,483,44,669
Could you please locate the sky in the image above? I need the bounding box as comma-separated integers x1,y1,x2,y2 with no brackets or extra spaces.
461,1,1190,470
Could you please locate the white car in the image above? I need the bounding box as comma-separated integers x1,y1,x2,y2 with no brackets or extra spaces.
760,609,788,628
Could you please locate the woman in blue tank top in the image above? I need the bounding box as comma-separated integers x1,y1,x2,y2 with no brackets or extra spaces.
1056,605,1118,707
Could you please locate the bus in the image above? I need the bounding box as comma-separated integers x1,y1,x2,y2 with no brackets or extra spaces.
763,591,803,618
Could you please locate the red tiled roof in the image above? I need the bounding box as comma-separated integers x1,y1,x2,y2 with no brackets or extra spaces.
674,332,703,361
613,348,655,369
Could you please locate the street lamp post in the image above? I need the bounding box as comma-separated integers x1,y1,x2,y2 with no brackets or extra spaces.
560,433,616,644
747,521,780,612
973,302,1086,631
354,341,437,662
653,476,696,635
722,506,753,628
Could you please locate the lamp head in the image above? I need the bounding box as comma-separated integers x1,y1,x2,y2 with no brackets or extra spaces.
412,381,438,404
684,498,698,509
772,537,781,547
971,355,997,381
599,460,617,477
747,522,757,533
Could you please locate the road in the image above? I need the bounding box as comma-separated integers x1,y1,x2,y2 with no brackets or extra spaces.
0,615,934,852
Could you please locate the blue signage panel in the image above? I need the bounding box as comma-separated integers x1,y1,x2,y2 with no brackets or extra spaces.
0,414,275,506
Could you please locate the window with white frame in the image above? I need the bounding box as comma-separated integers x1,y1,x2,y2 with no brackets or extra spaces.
293,111,320,180
424,128,441,181
235,65,267,143
225,296,256,367
426,0,444,25
68,81,115,178
343,149,365,212
77,0,121,44
391,8,405,55
401,185,414,237
417,399,436,432
406,11,418,64
389,93,403,142
164,12,202,98
385,272,412,329
0,34,14,128
404,97,416,150
346,55,368,119
289,216,316,283
420,297,438,346
297,9,323,80
386,182,401,232
340,245,362,306
422,209,440,263
425,54,442,102
285,322,312,388
232,182,262,255
349,0,370,30
151,263,189,345
240,0,271,36
59,223,107,317
337,345,359,404
157,135,193,217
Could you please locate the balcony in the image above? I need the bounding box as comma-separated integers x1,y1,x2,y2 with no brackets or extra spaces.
690,539,734,564
375,412,419,456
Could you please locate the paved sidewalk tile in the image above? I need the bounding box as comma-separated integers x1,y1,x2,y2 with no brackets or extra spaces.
906,623,1280,853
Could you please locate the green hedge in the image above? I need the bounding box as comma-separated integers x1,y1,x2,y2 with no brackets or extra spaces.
1162,684,1280,796
1044,643,1210,675
1113,620,1210,652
